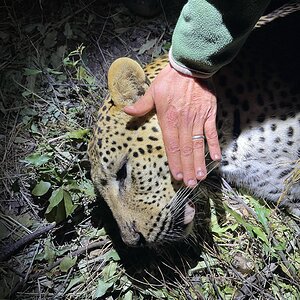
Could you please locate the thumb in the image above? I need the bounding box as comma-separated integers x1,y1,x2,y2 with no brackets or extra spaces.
123,90,155,117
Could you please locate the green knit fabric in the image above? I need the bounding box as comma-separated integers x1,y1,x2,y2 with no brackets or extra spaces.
171,0,270,77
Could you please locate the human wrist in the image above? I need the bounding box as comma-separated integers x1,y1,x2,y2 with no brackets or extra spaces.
169,47,217,79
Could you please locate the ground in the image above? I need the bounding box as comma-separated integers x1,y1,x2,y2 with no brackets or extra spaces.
0,1,299,299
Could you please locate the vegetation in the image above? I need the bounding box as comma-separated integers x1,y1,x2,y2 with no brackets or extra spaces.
1,1,299,299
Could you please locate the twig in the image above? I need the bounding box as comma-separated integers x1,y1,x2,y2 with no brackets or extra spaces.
0,223,55,262
19,190,40,219
37,240,108,277
0,213,32,234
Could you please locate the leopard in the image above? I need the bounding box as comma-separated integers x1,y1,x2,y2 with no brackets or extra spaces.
88,49,300,247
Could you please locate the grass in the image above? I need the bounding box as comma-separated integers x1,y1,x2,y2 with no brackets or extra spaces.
0,1,299,299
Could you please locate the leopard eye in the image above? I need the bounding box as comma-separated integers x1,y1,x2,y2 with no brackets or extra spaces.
116,161,127,189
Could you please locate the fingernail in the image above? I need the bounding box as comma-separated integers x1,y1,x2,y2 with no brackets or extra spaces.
187,179,197,186
214,154,221,160
176,172,183,180
197,170,204,177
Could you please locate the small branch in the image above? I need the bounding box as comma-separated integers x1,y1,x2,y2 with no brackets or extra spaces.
0,223,56,262
43,240,108,274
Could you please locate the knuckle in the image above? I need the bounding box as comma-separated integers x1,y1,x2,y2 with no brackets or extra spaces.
205,128,218,140
167,141,180,153
207,137,219,147
194,116,205,126
193,139,204,149
181,145,193,156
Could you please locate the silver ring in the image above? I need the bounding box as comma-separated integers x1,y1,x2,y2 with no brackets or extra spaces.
192,135,205,140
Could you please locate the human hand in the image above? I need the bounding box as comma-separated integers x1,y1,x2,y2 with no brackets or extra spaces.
123,63,221,187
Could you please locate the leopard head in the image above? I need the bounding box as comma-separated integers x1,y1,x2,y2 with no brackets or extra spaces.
88,58,195,247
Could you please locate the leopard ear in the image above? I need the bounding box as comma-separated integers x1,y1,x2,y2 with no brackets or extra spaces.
108,58,148,107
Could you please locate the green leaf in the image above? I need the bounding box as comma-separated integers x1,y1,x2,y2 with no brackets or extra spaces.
252,226,269,245
65,275,85,293
37,24,46,35
59,151,73,160
123,290,133,300
79,180,96,199
163,42,171,51
50,45,67,69
30,122,39,133
64,22,73,39
93,280,114,299
188,261,208,276
22,115,32,125
144,288,166,298
59,255,77,273
138,38,157,54
14,137,29,144
22,90,32,97
88,14,95,25
119,275,132,291
252,199,270,233
102,261,118,281
211,219,238,235
105,249,120,262
44,239,56,264
32,181,51,196
224,205,248,228
46,68,63,75
20,107,38,116
76,66,95,84
273,242,286,251
63,190,75,217
46,187,64,214
67,181,80,191
15,212,34,228
224,204,255,237
77,66,85,78
66,128,89,139
44,30,57,48
23,153,52,167
84,74,95,85
47,200,66,223
62,56,74,67
24,68,42,76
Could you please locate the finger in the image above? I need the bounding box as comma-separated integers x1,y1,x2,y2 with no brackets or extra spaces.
204,115,222,161
123,90,154,117
179,111,197,187
192,129,207,181
160,106,183,181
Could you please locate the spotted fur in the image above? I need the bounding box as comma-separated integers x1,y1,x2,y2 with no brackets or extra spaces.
88,53,300,247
